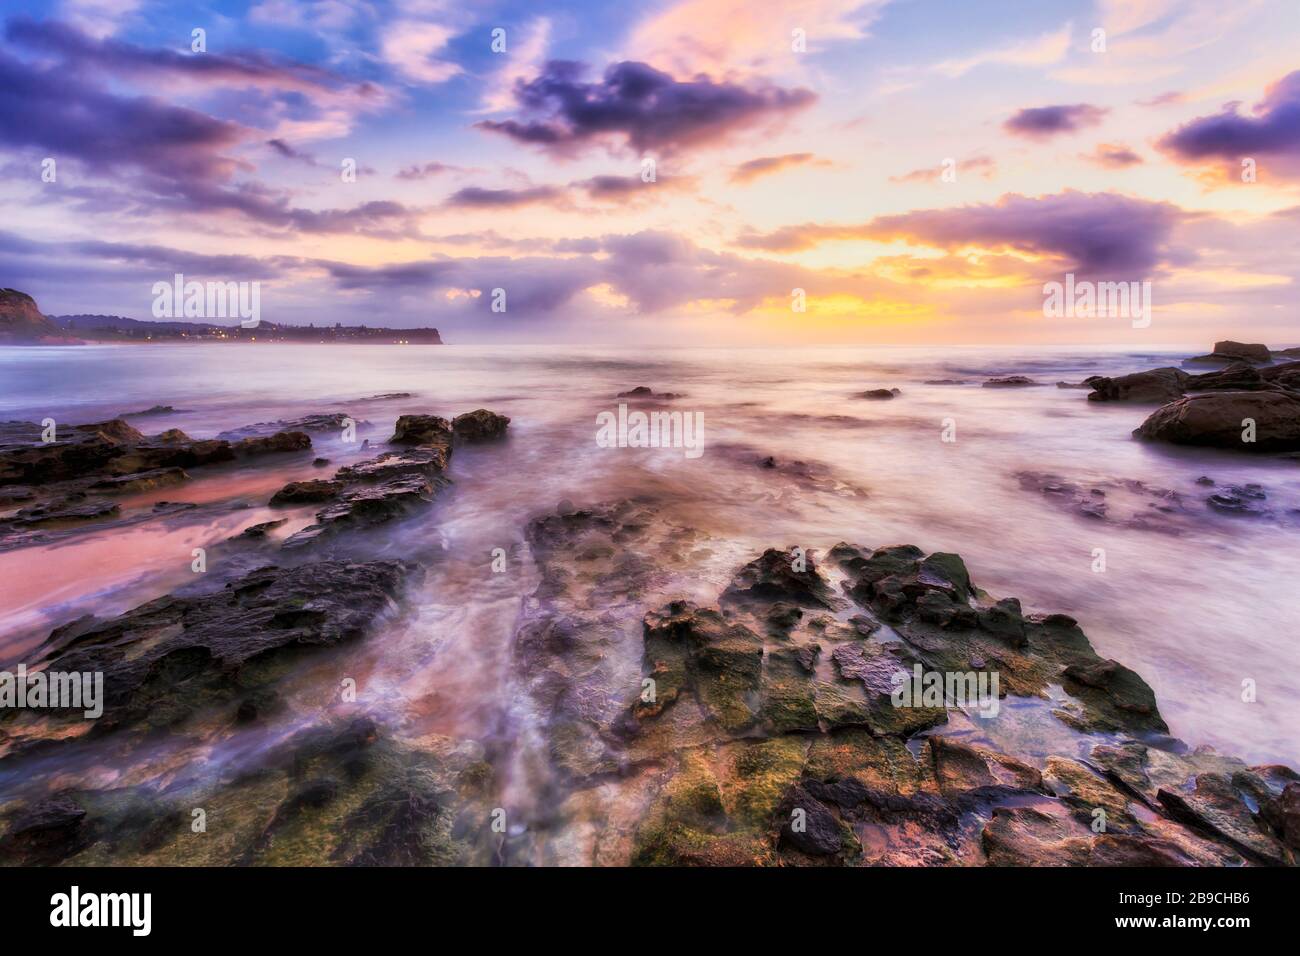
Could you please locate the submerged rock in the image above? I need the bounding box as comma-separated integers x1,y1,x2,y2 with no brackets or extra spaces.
861,388,901,399
982,376,1039,388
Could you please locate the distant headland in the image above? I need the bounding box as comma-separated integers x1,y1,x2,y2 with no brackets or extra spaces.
0,289,442,345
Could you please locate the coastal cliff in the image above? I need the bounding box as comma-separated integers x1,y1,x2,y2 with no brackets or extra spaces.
0,289,72,344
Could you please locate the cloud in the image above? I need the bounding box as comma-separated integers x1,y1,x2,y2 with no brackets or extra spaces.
381,20,461,85
890,155,996,184
480,17,551,112
728,152,828,184
1004,103,1108,139
6,17,353,96
1156,70,1300,179
1136,91,1186,107
0,46,248,185
59,0,141,38
442,186,566,209
475,60,815,156
932,24,1073,77
1083,143,1144,168
625,0,889,76
396,161,474,180
249,0,359,32
267,138,320,166
735,191,1192,278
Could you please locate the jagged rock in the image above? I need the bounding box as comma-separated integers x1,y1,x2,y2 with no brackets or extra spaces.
1086,367,1188,402
1135,390,1300,452
1157,773,1286,865
777,786,846,856
89,467,189,494
232,430,312,456
390,414,453,447
927,736,1043,797
451,409,511,442
281,474,442,548
24,560,417,732
217,414,358,440
269,479,343,505
335,449,447,481
0,795,87,864
1061,659,1165,733
8,493,119,527
722,548,840,611
232,518,287,539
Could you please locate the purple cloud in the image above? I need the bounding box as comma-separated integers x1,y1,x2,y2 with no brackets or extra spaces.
1004,103,1108,139
1158,71,1300,175
737,191,1192,278
476,60,815,155
5,17,358,96
442,186,565,209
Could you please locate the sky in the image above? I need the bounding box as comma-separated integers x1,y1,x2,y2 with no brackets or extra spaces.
0,0,1298,345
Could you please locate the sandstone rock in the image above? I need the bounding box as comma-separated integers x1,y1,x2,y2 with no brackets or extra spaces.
1187,340,1272,365
389,414,453,447
451,409,511,442
0,288,67,342
1134,390,1300,452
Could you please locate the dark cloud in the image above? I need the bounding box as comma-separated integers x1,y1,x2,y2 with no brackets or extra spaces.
0,20,411,237
1157,71,1300,174
267,138,320,165
475,60,815,155
570,173,693,202
728,153,827,184
736,191,1192,278
5,16,358,96
442,186,566,209
1003,103,1108,139
0,47,247,184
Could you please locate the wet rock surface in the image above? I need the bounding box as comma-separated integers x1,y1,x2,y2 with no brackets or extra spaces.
3,560,417,741
493,505,1295,866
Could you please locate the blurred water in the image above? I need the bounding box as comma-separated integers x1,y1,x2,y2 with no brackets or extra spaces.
2,342,1298,768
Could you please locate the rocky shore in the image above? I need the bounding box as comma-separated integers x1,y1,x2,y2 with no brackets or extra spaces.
1080,340,1300,453
1,366,1297,868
